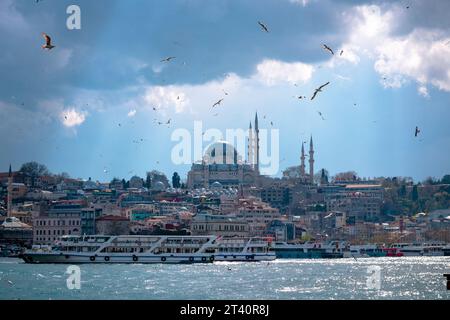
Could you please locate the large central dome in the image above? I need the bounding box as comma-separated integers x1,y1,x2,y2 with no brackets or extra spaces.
203,140,240,165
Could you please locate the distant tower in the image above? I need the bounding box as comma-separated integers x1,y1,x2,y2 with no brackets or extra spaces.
7,164,13,217
254,112,260,172
248,122,254,167
300,142,306,175
309,136,314,184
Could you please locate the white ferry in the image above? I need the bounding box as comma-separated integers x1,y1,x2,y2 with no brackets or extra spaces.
21,235,274,264
214,237,275,262
391,242,446,256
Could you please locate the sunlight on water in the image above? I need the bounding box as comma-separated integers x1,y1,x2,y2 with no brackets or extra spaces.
0,257,449,300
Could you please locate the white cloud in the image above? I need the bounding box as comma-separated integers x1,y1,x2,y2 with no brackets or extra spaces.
61,108,87,127
289,0,311,7
342,4,450,95
144,86,189,114
254,59,314,86
127,109,137,117
418,85,429,98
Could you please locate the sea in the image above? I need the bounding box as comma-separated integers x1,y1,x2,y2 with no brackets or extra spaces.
0,256,449,300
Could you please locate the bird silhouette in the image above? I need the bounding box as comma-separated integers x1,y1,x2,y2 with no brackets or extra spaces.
322,44,334,55
212,99,224,108
258,21,269,33
415,126,420,137
311,82,330,100
160,56,176,62
42,33,55,50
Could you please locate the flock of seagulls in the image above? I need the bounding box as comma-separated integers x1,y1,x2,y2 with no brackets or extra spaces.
37,7,423,166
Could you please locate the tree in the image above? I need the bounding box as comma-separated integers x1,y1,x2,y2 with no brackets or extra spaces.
172,172,181,188
20,161,50,177
411,184,419,202
314,169,329,185
333,171,358,182
19,161,50,187
145,172,152,189
441,174,450,184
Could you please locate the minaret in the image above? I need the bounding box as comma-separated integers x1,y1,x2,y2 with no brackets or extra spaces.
248,122,254,167
309,136,314,184
300,142,306,175
7,164,13,217
254,112,260,172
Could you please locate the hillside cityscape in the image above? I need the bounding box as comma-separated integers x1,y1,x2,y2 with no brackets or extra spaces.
2,118,449,249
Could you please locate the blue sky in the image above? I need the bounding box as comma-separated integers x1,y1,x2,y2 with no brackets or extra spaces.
0,0,449,183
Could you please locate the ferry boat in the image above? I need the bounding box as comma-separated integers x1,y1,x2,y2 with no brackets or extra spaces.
21,235,275,264
214,237,275,262
344,244,387,258
272,241,345,259
391,242,446,256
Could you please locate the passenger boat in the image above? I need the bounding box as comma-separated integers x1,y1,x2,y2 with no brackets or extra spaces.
344,244,387,258
213,237,275,261
272,241,345,259
391,242,446,256
21,235,275,264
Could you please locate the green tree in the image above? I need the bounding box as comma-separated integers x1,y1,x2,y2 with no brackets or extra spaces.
441,174,450,184
411,184,419,202
19,161,50,187
145,172,152,189
172,172,181,188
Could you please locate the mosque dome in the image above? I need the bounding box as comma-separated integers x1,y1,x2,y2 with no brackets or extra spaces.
203,140,239,165
153,181,165,191
211,181,223,189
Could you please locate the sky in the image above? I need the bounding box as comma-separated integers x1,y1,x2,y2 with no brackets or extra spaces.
0,0,450,183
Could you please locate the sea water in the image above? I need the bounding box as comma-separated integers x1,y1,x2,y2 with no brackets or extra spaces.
0,257,449,300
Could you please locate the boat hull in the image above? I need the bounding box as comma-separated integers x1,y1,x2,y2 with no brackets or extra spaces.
214,253,276,262
22,252,215,264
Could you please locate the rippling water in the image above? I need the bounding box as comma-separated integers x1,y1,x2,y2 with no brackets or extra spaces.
0,257,449,299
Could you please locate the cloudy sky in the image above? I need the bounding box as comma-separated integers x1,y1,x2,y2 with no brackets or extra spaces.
1,0,449,182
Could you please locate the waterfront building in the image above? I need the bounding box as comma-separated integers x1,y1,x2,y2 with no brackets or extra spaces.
95,215,130,235
190,213,250,237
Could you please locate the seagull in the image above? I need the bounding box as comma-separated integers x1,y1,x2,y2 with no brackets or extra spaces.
297,95,306,99
415,126,420,137
340,50,344,56
270,121,273,126
322,44,334,55
166,119,171,125
160,56,176,63
222,89,229,96
42,33,55,50
311,82,330,100
258,21,269,33
212,99,224,108
317,111,325,120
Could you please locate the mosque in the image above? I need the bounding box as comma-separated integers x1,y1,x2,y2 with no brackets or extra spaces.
186,113,316,189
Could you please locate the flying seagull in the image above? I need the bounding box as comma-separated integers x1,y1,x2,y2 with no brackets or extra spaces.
42,33,55,50
311,82,330,100
340,50,344,56
317,111,325,120
322,44,334,55
166,119,171,125
415,126,420,137
212,99,224,108
258,21,269,33
160,56,176,62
